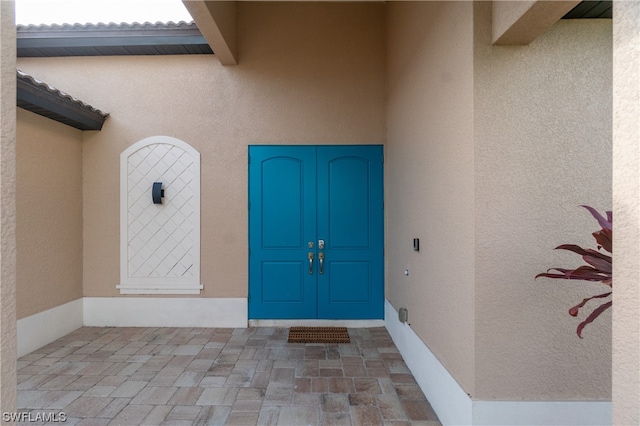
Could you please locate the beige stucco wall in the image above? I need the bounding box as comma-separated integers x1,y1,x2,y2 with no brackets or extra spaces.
0,0,17,413
612,1,640,423
474,5,612,399
17,1,385,298
385,1,476,395
386,1,611,401
16,109,83,319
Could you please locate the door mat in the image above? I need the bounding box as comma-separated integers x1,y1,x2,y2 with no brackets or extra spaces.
287,326,350,344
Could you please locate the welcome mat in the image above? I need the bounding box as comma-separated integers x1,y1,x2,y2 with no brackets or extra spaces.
287,326,350,344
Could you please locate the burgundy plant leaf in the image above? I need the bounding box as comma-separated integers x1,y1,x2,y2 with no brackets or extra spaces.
576,300,612,338
538,266,611,282
567,265,611,282
536,268,583,280
580,205,612,230
568,292,612,317
555,244,611,262
535,271,570,280
582,255,612,274
593,228,612,253
537,205,613,337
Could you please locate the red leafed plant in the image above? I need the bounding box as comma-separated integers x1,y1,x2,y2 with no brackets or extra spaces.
535,205,612,338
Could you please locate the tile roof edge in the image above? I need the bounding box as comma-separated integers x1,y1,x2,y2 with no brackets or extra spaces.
17,21,197,31
17,69,109,119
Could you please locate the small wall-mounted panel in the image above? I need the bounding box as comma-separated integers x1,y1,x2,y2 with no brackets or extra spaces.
118,136,202,294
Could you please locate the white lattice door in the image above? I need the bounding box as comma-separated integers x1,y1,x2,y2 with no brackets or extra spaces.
118,136,202,294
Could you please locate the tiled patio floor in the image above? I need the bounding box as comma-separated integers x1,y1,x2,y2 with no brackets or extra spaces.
17,327,440,425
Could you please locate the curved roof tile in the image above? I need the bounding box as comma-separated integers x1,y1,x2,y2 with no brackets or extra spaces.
17,70,109,131
17,20,198,31
17,70,109,117
17,20,213,57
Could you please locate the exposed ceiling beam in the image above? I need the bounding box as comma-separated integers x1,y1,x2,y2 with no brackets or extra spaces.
492,0,581,45
182,0,237,65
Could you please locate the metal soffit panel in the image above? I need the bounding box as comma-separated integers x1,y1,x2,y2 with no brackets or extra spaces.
17,70,109,131
17,21,214,57
563,1,612,19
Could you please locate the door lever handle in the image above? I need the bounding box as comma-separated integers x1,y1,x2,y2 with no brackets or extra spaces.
308,252,314,274
319,252,324,275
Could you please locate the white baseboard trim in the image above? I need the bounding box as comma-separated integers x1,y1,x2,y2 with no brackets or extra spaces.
384,299,472,425
17,298,84,358
472,400,611,426
84,297,248,328
248,319,385,328
384,299,612,426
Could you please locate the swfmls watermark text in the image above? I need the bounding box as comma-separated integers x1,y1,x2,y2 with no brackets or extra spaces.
2,412,66,423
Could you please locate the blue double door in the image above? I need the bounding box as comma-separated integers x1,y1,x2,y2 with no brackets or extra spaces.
249,145,384,319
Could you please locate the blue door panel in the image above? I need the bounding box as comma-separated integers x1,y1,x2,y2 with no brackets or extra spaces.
327,157,370,248
249,145,383,320
249,146,316,319
328,262,370,302
262,262,304,302
317,146,384,319
261,158,305,248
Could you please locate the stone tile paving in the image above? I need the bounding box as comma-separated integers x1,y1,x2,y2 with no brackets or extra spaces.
17,327,441,425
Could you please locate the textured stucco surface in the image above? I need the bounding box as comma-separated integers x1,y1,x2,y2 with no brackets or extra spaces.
17,2,386,299
474,4,612,399
612,2,640,423
385,1,476,395
1,0,17,413
16,109,83,319
385,1,611,401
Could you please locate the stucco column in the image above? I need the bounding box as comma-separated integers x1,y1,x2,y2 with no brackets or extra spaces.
613,1,640,424
0,0,17,414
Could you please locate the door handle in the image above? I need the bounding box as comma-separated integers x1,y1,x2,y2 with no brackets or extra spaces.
319,252,324,275
308,252,314,274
